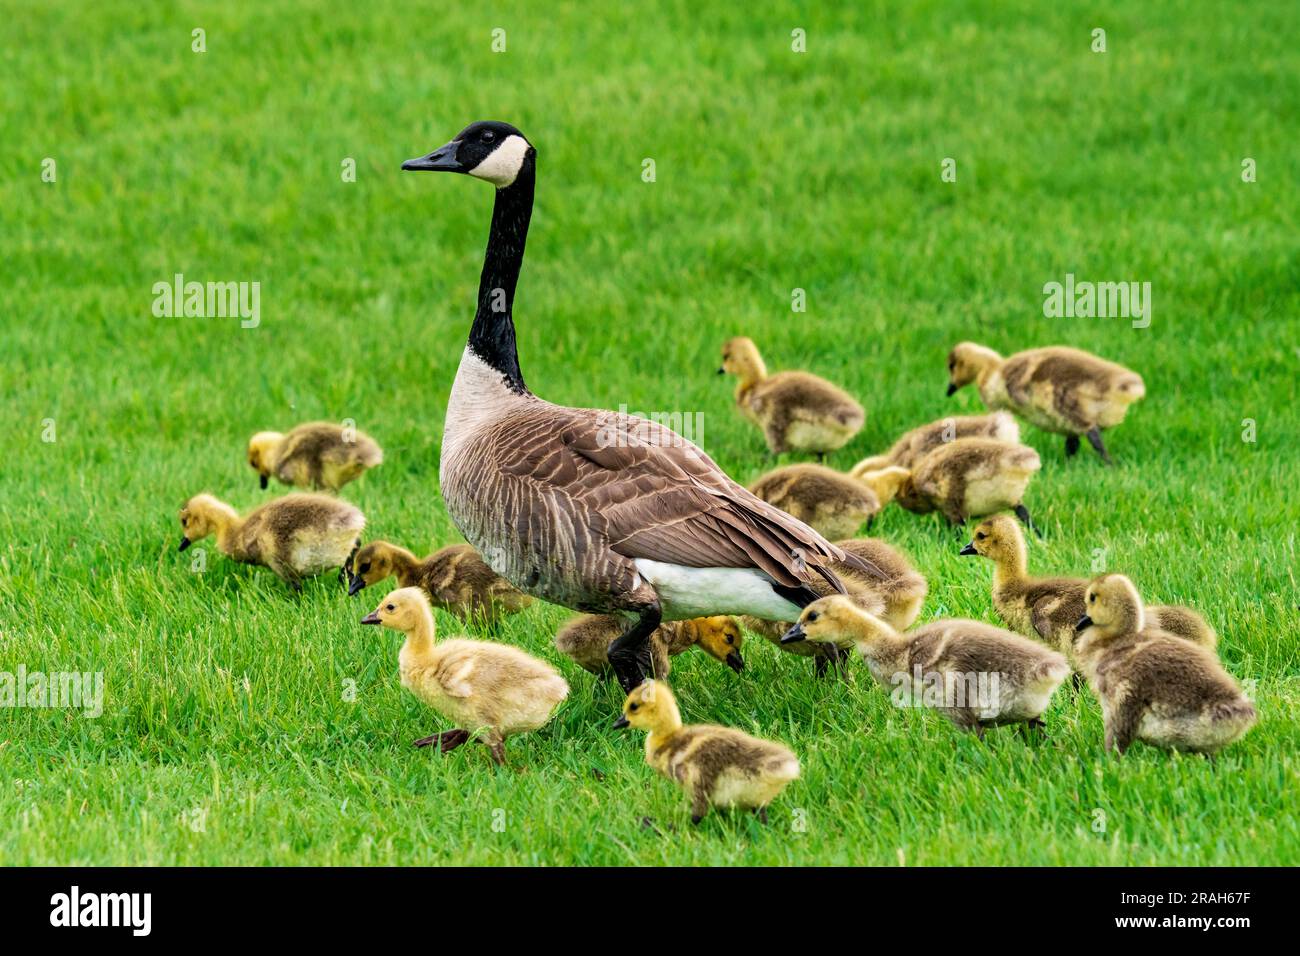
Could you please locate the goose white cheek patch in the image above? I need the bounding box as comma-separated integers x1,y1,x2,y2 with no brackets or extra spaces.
468,134,531,187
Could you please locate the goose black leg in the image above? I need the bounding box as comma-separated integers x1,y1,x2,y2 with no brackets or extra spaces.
1013,503,1042,539
1065,434,1080,458
1085,427,1112,465
608,602,662,693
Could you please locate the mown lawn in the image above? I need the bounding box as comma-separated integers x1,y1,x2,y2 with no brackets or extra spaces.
1,0,1297,865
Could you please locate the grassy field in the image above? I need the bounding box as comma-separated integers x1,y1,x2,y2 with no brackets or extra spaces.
2,0,1298,865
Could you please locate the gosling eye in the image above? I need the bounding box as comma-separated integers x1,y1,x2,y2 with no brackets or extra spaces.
807,611,819,623
360,563,371,574
1088,595,1096,604
385,603,395,612
725,635,735,645
629,703,639,712
976,532,986,540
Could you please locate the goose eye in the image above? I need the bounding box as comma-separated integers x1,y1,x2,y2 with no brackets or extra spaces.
482,130,495,143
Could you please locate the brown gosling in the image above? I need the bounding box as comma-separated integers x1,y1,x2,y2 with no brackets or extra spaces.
362,587,568,764
247,421,383,492
178,492,363,591
748,463,886,540
615,680,800,824
346,540,532,623
718,336,864,458
783,596,1069,735
945,343,1145,465
555,614,744,679
1074,574,1255,755
858,437,1042,533
961,515,1218,660
850,411,1020,474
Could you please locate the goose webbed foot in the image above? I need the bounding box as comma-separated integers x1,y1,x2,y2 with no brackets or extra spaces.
1085,427,1113,465
413,728,471,752
1065,434,1080,458
608,603,662,693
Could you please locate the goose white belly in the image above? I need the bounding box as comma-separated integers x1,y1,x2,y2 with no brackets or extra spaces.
633,559,802,621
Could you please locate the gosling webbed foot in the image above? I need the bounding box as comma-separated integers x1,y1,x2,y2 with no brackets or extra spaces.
1085,427,1113,465
413,728,471,752
1065,434,1080,458
753,807,770,825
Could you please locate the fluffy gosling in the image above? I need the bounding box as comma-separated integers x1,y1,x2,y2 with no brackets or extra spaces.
719,336,864,458
362,587,568,764
1075,575,1255,755
248,421,383,492
347,540,532,623
178,492,363,590
858,437,1042,532
555,614,744,680
783,596,1069,735
850,411,1020,474
961,515,1217,657
945,343,1145,465
615,680,800,824
748,463,885,540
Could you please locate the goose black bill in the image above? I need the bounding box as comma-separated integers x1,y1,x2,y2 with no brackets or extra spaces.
401,141,464,173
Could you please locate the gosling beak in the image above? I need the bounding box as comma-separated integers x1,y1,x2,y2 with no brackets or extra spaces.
347,574,366,597
945,383,958,397
1075,614,1093,632
259,474,269,490
612,715,630,729
725,651,745,673
959,542,978,556
177,537,191,552
360,611,382,625
401,140,464,173
780,623,806,645
716,367,726,375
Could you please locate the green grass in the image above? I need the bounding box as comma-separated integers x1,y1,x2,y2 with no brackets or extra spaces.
2,0,1298,865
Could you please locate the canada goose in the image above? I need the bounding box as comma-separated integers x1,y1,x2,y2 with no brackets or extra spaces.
615,680,800,824
346,540,532,623
850,412,1020,474
1074,575,1255,754
946,343,1145,464
859,438,1042,532
783,596,1070,735
554,614,744,679
743,537,928,674
402,121,875,693
960,515,1218,656
718,336,864,458
748,463,885,540
177,492,363,590
362,587,568,763
247,422,383,492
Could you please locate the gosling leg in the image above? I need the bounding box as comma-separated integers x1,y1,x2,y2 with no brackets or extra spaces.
1013,503,1042,539
753,807,770,825
1065,434,1080,458
413,728,471,752
1085,427,1113,465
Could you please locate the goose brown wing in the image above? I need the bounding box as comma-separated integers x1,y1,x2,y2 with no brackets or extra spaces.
496,406,867,588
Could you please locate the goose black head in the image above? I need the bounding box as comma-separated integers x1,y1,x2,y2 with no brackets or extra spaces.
401,121,535,188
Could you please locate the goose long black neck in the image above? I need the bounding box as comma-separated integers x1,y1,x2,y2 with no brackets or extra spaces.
469,166,534,394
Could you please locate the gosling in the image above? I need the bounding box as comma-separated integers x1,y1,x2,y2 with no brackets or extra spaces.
178,492,363,590
615,680,800,824
858,437,1042,532
945,343,1145,465
851,411,1020,474
248,421,383,492
555,615,744,679
362,587,568,764
347,540,532,623
1074,575,1255,755
961,515,1218,657
719,336,864,458
783,596,1069,735
748,463,886,540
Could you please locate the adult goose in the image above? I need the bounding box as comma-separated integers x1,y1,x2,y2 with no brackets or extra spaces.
402,121,872,692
